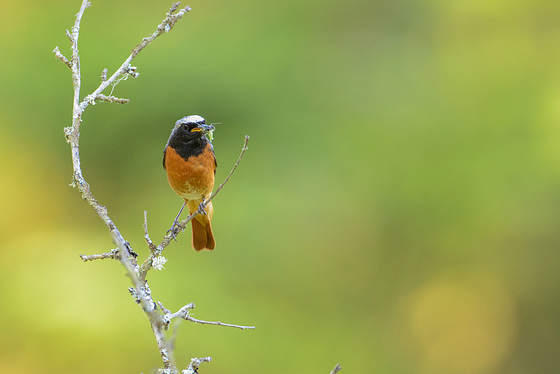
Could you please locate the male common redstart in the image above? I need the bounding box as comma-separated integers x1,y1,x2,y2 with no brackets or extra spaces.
163,115,216,251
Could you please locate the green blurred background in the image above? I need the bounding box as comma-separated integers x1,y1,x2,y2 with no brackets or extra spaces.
2,0,560,373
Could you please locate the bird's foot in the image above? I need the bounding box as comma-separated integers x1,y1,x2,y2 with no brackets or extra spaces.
166,220,183,241
166,202,187,241
197,200,207,216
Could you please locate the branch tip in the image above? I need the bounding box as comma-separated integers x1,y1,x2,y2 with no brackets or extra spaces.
143,211,158,254
53,46,72,69
170,2,181,14
330,363,342,374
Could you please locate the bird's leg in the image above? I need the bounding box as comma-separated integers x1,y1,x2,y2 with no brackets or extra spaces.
166,202,186,240
173,202,187,222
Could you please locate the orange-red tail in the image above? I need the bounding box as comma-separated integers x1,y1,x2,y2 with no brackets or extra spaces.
187,200,215,251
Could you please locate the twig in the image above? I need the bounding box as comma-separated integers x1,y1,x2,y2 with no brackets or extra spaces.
53,46,72,69
160,302,195,330
54,1,191,126
160,302,255,331
144,211,157,252
184,357,212,374
330,363,342,374
158,301,172,315
95,93,130,104
79,249,119,262
77,4,191,113
169,2,181,14
57,2,256,372
174,135,250,233
185,315,256,331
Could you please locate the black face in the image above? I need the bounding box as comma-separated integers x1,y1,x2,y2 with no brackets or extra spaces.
172,115,208,143
180,117,206,133
175,123,204,140
164,115,214,166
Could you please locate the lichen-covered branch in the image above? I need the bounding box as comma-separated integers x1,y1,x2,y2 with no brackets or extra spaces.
95,93,131,104
55,1,193,371
184,357,212,374
55,2,254,372
79,249,118,262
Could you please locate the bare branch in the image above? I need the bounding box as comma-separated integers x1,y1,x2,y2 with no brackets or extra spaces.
58,2,257,372
144,211,157,252
160,302,255,331
78,4,191,113
131,4,192,57
185,315,256,331
161,302,195,330
58,2,194,371
330,363,342,374
95,93,130,104
79,249,119,262
157,301,172,315
169,2,181,15
52,46,72,69
184,357,212,374
207,135,249,202
69,0,89,117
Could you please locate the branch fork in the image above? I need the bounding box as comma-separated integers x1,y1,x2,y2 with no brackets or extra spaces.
159,302,256,331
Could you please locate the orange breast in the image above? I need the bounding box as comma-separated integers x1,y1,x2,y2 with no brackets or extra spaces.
165,145,215,201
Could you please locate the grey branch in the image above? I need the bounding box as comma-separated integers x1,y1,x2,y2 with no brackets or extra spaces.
330,363,342,374
77,4,191,112
57,1,193,371
53,46,71,69
79,249,119,262
207,135,250,203
185,315,256,331
178,135,250,231
54,1,191,119
95,93,130,104
143,211,157,252
57,1,256,372
159,302,255,331
184,357,212,374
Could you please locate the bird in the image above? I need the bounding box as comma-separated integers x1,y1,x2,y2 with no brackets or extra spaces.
163,115,217,251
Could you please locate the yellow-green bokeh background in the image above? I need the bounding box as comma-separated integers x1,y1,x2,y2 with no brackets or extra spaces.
2,0,560,373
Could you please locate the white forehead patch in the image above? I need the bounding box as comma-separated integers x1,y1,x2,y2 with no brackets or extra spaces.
176,115,205,127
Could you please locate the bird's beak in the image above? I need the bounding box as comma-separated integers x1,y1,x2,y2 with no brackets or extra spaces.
200,124,215,133
191,124,214,133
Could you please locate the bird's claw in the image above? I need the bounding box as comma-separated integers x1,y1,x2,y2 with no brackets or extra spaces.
197,201,207,215
166,220,183,241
